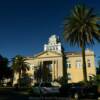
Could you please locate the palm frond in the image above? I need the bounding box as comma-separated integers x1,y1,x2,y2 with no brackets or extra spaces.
63,4,100,47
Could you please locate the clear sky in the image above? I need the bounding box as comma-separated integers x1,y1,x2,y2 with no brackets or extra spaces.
0,0,100,64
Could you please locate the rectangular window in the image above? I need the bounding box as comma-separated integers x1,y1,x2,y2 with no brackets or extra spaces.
48,64,52,72
88,63,91,67
87,59,91,67
76,60,81,68
67,61,71,68
67,73,71,80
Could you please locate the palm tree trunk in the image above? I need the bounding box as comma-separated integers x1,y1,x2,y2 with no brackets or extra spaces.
62,51,67,84
81,43,87,82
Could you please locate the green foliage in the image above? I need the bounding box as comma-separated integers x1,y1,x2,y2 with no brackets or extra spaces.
20,73,32,87
54,77,67,85
63,4,100,82
12,55,30,87
0,55,12,83
34,64,52,82
63,4,100,47
12,55,29,73
93,75,100,86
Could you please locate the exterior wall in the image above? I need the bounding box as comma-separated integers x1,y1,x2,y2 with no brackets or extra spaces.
12,34,96,85
13,72,19,85
66,49,96,83
13,50,96,85
67,56,84,83
25,51,63,83
85,54,96,80
25,59,39,84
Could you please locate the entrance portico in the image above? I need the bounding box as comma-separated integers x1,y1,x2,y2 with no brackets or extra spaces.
32,51,63,82
38,60,59,81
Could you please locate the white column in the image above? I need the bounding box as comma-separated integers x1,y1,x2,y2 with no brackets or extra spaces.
52,61,55,81
55,60,58,79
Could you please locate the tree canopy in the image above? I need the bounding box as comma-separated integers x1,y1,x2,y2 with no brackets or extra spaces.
63,4,100,82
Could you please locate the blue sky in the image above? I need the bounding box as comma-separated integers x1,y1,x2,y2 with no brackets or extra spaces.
0,0,100,65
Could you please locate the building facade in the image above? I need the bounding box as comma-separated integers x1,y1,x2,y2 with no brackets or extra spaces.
13,35,96,85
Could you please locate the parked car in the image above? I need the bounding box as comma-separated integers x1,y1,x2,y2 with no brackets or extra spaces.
70,85,98,99
30,82,60,96
59,84,72,97
59,84,98,99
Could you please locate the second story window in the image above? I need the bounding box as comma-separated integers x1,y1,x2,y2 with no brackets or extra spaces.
87,59,91,67
76,60,81,68
67,61,71,68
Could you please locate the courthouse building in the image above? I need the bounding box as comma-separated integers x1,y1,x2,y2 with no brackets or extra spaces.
13,35,96,85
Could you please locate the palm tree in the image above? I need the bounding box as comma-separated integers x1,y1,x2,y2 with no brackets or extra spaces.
63,5,100,82
34,64,52,82
12,55,29,87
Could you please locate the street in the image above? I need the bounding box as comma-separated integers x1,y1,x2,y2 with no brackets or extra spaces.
0,87,72,100
0,88,98,100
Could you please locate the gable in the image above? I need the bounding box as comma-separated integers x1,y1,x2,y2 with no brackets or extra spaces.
34,51,62,59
